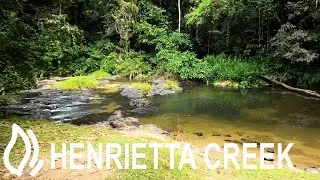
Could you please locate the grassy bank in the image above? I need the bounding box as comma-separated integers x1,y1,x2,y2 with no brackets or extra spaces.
0,95,18,105
0,118,319,179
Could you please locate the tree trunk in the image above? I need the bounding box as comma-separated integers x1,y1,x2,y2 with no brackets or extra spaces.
178,0,181,32
261,76,320,98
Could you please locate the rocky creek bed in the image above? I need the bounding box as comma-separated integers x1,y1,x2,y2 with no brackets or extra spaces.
0,77,180,136
1,78,319,173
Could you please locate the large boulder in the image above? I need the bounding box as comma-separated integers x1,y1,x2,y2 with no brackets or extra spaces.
129,98,150,107
120,84,144,99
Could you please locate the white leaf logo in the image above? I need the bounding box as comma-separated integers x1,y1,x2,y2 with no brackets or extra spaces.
3,124,44,176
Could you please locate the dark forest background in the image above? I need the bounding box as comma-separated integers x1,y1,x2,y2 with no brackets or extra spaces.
1,0,320,92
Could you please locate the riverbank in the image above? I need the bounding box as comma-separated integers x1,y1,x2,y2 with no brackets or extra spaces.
0,77,320,179
0,118,319,180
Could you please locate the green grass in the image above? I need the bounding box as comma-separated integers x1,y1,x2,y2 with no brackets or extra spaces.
131,82,153,94
0,94,18,105
54,76,99,90
204,54,262,82
0,118,319,179
0,118,201,179
90,70,111,79
163,80,180,89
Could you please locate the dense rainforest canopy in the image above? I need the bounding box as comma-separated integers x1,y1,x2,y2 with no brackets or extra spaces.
1,0,320,93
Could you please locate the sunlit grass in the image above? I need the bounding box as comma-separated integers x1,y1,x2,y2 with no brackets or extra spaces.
163,80,180,89
90,70,111,79
54,76,99,90
131,82,153,94
0,118,201,179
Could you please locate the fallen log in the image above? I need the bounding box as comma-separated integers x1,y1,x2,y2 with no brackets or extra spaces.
279,91,320,101
261,76,320,98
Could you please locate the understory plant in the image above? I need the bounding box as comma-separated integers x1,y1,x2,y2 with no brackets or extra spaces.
204,54,261,82
116,52,152,80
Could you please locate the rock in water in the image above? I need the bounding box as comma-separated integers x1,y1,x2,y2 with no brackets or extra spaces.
120,85,144,99
108,110,123,121
108,110,140,129
129,98,150,107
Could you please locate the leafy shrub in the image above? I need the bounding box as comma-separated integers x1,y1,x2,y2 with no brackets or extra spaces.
156,50,209,80
0,13,37,92
269,23,320,86
73,55,100,76
90,70,111,79
131,82,152,94
36,14,84,76
116,52,152,80
0,65,36,93
55,76,98,90
271,23,318,63
154,32,192,51
100,52,118,75
72,41,117,76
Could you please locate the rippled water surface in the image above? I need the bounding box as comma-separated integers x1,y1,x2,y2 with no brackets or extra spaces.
138,86,320,168
2,85,320,168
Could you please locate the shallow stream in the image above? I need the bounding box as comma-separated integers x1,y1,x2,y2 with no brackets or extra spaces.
2,85,320,168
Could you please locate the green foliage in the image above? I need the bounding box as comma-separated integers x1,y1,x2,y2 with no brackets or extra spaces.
138,0,169,27
156,49,207,79
0,4,37,92
0,65,36,93
269,22,320,85
155,32,192,51
116,52,152,80
100,52,118,75
90,70,111,79
55,76,99,90
134,74,152,82
135,0,170,50
186,0,278,55
3,0,320,92
113,0,139,51
36,14,84,77
136,22,167,46
73,41,117,76
0,94,18,105
163,80,180,89
131,82,152,94
204,54,262,82
271,23,318,63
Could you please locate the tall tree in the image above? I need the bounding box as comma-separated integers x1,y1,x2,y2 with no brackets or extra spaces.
178,0,181,32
